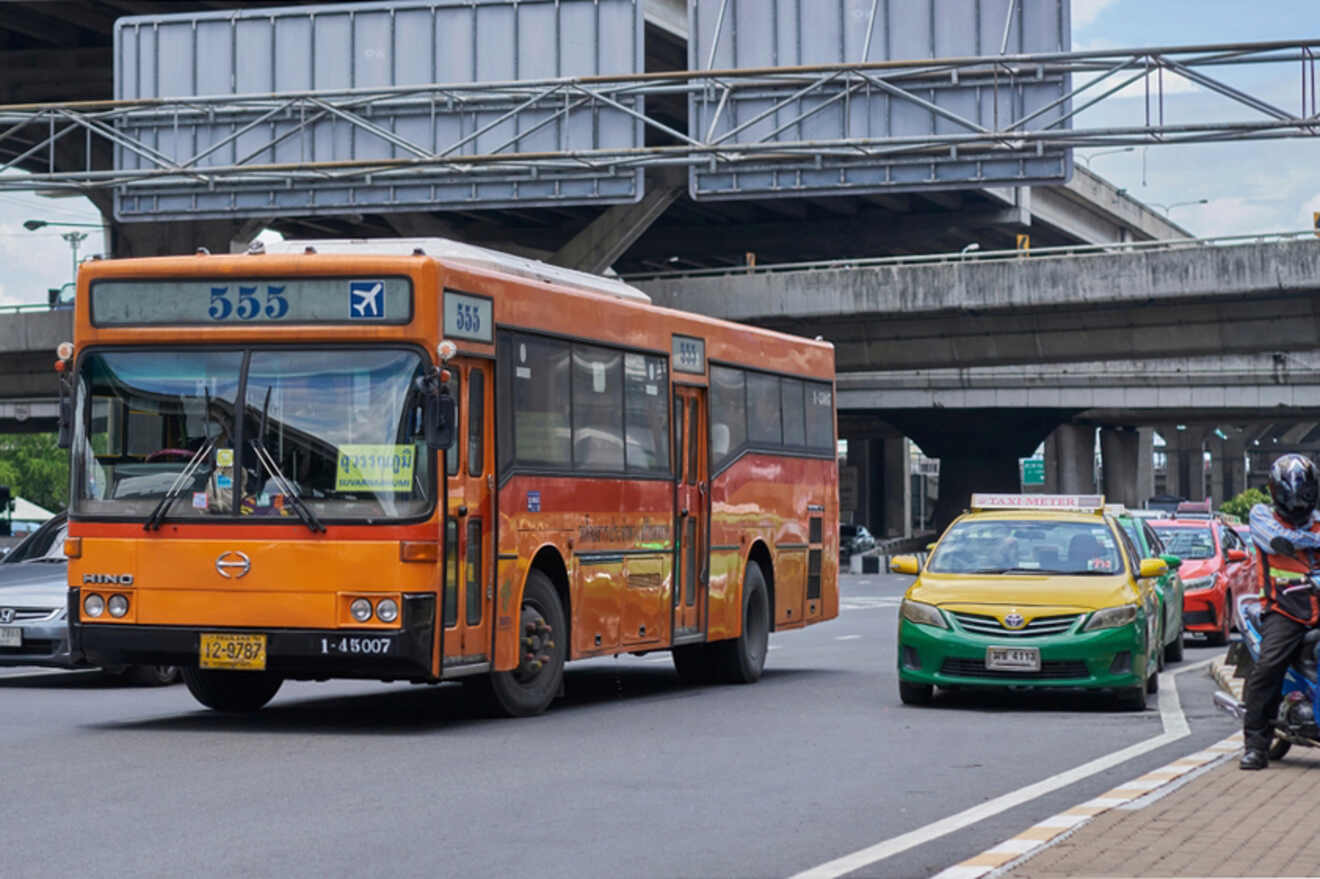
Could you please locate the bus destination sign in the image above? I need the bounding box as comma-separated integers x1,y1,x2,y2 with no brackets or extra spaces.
90,278,413,326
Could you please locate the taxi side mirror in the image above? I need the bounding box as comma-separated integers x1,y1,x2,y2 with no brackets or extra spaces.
1138,558,1168,578
1226,549,1248,563
1160,553,1182,571
890,555,920,575
925,543,936,552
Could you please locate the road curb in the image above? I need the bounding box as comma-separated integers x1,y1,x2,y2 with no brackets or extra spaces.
931,655,1242,879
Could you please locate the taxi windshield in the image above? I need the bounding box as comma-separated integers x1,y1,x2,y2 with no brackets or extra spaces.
1151,525,1216,559
928,518,1124,575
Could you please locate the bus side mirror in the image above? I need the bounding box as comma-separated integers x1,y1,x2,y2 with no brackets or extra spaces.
57,396,73,449
425,390,456,451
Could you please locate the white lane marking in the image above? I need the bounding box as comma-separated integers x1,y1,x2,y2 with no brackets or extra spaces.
835,635,863,641
788,657,1216,879
840,597,902,610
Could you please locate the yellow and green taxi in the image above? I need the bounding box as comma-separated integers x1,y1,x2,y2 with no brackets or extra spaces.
891,494,1169,710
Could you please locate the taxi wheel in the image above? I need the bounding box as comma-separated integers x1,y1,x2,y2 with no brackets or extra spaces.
1165,629,1184,663
182,667,283,713
1117,683,1147,711
1205,602,1230,647
899,680,933,705
124,664,181,686
1146,665,1159,694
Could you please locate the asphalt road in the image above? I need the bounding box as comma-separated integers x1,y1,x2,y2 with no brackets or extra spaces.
0,572,1237,879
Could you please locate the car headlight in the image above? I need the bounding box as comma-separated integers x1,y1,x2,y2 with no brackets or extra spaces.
1083,604,1139,632
1182,575,1215,591
83,593,104,618
900,598,948,629
350,598,372,622
375,598,399,623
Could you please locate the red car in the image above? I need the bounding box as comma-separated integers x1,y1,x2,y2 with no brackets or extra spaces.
1232,524,1265,616
1151,517,1255,644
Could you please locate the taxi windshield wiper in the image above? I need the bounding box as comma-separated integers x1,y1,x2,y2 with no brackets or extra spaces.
249,387,325,534
969,566,1049,575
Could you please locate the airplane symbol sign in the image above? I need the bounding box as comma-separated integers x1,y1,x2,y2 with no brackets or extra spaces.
349,281,385,319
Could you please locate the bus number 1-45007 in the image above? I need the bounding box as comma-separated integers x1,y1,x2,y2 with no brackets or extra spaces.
321,637,392,655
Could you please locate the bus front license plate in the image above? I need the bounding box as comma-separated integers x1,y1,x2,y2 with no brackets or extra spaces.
986,646,1040,672
0,628,20,647
200,633,267,670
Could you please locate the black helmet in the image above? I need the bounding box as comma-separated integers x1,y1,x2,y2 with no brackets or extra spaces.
1268,453,1319,527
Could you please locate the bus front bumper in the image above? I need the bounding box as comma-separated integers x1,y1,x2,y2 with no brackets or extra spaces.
70,589,436,681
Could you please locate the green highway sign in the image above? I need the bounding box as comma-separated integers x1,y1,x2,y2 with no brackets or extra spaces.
1020,457,1045,486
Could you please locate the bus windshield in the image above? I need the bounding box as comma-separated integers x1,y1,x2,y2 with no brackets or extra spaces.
73,348,433,523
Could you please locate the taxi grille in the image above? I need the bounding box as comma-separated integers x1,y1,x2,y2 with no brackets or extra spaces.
940,658,1091,679
949,612,1081,637
0,607,60,622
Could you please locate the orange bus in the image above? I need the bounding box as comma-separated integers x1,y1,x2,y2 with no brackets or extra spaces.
62,238,839,715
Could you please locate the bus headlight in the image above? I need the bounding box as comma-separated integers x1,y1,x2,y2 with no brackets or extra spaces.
83,594,105,618
107,594,129,618
375,598,399,623
350,598,372,623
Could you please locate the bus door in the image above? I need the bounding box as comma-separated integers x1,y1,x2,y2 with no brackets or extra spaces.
673,386,708,643
444,358,494,671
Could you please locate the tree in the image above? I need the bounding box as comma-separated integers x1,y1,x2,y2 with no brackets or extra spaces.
0,433,69,513
1220,487,1268,521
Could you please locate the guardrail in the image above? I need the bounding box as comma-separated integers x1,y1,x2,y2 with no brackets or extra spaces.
624,229,1319,282
849,532,937,574
0,303,66,315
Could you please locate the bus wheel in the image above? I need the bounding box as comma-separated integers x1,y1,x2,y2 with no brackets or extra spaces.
714,562,770,684
483,569,566,717
671,644,715,685
182,667,283,713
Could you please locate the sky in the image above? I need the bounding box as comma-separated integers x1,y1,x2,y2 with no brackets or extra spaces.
0,0,1317,306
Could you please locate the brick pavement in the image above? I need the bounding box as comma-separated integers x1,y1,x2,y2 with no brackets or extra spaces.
938,657,1320,879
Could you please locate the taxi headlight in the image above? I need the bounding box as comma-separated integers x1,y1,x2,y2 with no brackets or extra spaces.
1182,575,1215,592
350,598,372,623
107,594,129,618
83,594,104,618
375,598,399,623
1083,603,1139,632
900,598,948,629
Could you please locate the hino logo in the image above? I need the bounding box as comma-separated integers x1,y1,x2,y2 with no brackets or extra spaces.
83,573,134,585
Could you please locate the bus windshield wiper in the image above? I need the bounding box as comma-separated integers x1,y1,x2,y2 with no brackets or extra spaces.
249,387,325,533
144,392,217,531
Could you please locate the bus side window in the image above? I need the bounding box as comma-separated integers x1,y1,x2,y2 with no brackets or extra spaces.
444,518,458,627
445,374,460,477
674,399,684,482
468,369,484,478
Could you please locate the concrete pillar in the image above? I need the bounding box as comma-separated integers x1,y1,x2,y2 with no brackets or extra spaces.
1159,426,1207,502
550,169,683,273
883,437,913,539
1101,427,1154,508
1044,424,1096,494
1211,436,1248,506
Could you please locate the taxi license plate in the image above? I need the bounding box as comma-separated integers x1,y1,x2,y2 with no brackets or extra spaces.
986,646,1040,672
0,628,20,648
200,633,267,670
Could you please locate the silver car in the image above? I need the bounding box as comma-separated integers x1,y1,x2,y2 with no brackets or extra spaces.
0,513,178,684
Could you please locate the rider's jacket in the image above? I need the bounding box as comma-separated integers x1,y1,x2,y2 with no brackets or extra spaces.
1249,503,1320,625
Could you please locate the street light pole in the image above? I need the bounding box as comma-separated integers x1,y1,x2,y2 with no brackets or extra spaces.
23,218,104,284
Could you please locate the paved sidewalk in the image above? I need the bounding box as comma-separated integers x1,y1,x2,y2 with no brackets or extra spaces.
938,655,1320,879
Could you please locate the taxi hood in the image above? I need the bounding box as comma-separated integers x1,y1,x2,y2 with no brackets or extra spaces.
912,572,1137,612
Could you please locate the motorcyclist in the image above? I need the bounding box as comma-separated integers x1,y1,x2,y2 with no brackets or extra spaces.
1241,453,1320,770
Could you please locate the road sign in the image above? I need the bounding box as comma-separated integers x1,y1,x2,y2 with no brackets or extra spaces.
1020,457,1045,486
1314,211,1319,237
1016,234,1031,252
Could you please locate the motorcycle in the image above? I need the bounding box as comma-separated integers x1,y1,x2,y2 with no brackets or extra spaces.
1213,536,1320,760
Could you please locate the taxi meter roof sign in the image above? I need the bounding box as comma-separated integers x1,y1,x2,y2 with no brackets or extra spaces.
970,493,1106,513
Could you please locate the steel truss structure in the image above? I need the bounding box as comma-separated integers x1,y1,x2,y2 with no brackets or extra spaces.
0,38,1315,216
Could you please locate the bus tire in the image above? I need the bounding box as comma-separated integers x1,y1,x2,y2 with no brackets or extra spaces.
671,644,715,685
181,667,283,713
713,562,770,684
481,569,566,717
